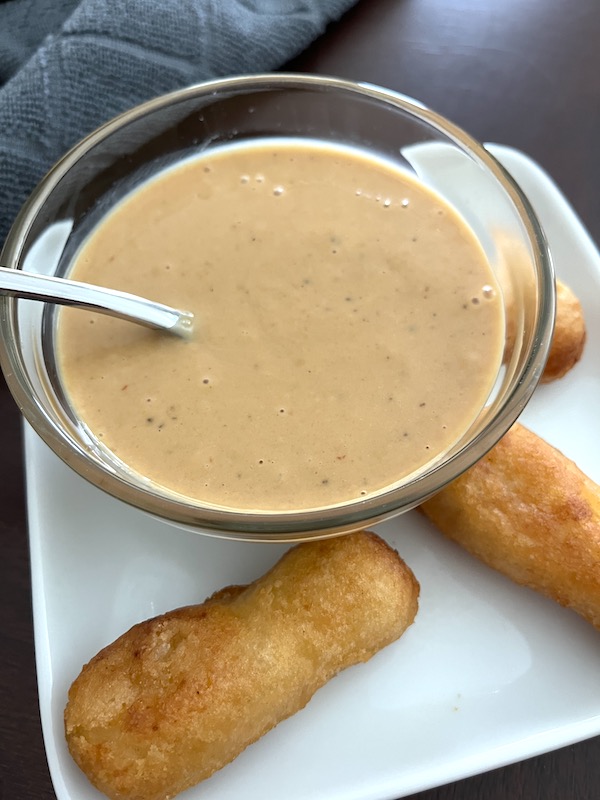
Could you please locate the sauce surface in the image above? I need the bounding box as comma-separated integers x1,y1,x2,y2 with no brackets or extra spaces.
57,140,504,511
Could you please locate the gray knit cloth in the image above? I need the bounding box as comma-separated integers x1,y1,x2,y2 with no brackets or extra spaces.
0,0,357,247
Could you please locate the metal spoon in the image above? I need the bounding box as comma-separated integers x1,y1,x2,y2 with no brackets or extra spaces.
0,266,194,338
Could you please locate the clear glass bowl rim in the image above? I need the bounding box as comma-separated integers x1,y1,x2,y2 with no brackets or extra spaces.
0,73,556,539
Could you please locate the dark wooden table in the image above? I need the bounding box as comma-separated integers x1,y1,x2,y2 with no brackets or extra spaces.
2,0,600,798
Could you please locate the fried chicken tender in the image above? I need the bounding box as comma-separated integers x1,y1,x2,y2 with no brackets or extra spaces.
421,423,600,628
65,531,419,800
541,278,587,382
495,226,585,382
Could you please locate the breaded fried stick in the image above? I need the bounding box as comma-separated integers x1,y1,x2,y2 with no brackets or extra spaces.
542,279,586,382
421,423,600,628
65,531,419,800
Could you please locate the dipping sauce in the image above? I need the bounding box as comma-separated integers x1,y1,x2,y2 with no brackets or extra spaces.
57,140,504,511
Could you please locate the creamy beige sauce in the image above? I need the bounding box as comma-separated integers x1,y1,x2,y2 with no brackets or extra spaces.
57,140,504,511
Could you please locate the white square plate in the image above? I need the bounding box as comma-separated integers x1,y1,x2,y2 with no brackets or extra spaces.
26,145,600,800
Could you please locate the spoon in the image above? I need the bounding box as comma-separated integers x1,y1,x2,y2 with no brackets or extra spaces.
0,266,194,338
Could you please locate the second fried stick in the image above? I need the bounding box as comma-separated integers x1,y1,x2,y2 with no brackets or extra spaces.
542,278,586,382
421,423,600,628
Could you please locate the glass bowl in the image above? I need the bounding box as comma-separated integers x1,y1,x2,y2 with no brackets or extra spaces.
0,74,555,541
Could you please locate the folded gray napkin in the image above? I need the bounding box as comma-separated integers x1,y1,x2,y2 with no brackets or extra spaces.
0,0,358,248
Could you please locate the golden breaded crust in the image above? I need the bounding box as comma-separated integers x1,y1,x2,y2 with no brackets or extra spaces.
541,279,586,382
421,423,600,628
65,531,419,800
